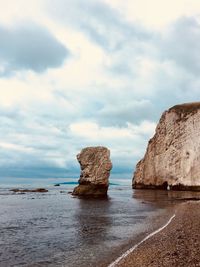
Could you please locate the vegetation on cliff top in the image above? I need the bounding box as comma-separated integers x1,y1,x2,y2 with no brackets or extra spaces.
169,102,200,115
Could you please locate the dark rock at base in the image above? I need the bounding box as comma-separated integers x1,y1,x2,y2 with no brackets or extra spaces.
10,188,48,193
72,184,108,198
133,182,200,191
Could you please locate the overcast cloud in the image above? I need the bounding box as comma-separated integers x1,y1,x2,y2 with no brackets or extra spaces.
0,22,69,75
1,0,200,183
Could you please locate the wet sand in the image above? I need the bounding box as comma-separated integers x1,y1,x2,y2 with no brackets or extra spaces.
110,201,200,267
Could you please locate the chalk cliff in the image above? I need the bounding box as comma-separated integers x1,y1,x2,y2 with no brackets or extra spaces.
73,146,112,197
133,102,200,190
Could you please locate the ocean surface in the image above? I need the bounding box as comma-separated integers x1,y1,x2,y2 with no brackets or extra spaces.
1,181,199,267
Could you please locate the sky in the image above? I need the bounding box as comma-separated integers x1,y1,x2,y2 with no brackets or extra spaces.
1,0,200,182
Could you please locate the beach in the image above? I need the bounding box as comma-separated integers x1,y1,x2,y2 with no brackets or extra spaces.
111,201,200,267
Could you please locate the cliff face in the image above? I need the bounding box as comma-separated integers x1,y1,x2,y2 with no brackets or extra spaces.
133,102,200,190
73,146,112,197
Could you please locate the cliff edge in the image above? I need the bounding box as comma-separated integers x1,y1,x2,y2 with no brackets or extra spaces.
133,102,200,190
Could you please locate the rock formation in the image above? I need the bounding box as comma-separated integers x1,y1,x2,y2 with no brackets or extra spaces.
133,102,200,190
10,188,48,193
73,146,112,197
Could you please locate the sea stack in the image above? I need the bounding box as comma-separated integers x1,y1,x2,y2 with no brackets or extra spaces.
133,102,200,191
72,146,112,197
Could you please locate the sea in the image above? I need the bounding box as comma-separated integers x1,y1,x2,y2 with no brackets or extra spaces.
0,179,199,267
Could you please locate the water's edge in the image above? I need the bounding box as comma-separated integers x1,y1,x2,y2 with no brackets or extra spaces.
107,213,176,267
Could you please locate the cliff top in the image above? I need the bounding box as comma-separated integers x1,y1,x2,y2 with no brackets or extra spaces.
169,102,200,115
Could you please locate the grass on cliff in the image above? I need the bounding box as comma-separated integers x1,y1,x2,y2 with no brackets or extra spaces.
169,102,200,116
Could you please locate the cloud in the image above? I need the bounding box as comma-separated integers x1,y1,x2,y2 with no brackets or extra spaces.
47,0,150,52
69,120,156,176
98,99,156,125
103,0,200,30
69,120,156,147
69,121,132,140
0,22,69,75
0,109,79,179
160,16,200,75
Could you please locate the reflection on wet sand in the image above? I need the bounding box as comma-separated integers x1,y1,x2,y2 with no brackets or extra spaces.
74,198,112,246
132,189,200,207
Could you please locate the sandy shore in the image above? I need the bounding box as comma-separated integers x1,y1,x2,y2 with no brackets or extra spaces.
109,201,200,267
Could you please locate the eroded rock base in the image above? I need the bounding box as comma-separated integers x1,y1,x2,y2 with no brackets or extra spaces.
72,184,108,198
133,183,200,191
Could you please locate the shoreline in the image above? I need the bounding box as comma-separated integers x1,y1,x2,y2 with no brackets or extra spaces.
108,214,176,267
98,202,177,267
107,201,200,267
